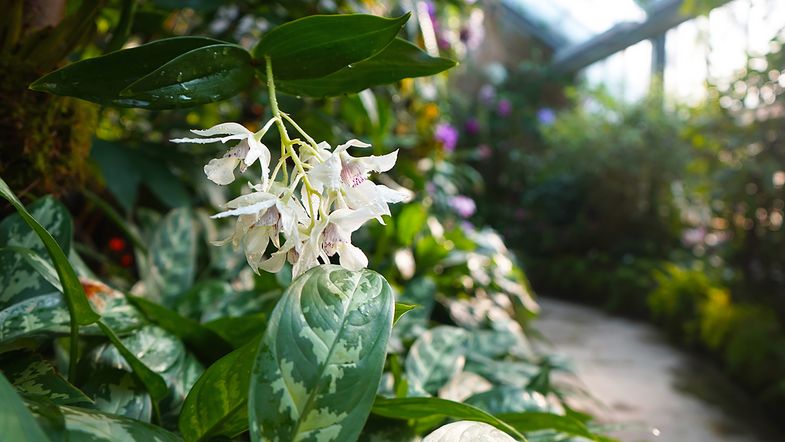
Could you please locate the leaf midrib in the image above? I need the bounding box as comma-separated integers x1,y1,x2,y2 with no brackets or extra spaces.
287,271,366,440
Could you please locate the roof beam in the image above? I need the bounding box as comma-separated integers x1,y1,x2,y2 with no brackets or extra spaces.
550,0,732,74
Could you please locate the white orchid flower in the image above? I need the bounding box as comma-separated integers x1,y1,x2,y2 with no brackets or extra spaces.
307,139,410,218
171,120,274,186
210,188,307,273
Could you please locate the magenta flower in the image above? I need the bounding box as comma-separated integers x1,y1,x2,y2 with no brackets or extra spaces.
448,195,476,218
435,123,459,152
497,99,512,117
464,118,480,136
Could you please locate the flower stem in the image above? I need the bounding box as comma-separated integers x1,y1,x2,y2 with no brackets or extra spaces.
266,56,318,225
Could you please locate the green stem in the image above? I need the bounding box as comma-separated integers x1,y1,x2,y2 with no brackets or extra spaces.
68,318,79,383
265,57,319,223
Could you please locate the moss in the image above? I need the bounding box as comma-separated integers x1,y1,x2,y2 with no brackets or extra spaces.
0,58,98,198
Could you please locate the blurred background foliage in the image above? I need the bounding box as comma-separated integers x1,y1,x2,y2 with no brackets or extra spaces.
3,0,785,435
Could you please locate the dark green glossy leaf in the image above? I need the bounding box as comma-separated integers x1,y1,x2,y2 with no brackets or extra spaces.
253,14,409,80
371,396,524,440
203,314,266,348
91,140,190,213
120,44,254,109
0,180,99,326
179,335,261,442
127,295,232,363
249,265,394,441
0,373,50,442
496,412,600,441
277,39,456,97
29,37,225,107
3,353,91,405
27,401,182,442
405,325,468,395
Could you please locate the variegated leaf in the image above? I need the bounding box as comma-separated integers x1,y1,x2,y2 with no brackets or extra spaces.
0,195,72,255
87,325,204,425
80,366,152,422
405,326,468,395
464,355,539,388
0,373,50,441
248,265,394,442
423,421,516,442
464,386,559,415
0,285,144,349
0,248,57,309
3,353,91,405
148,208,197,306
0,196,72,307
26,400,183,442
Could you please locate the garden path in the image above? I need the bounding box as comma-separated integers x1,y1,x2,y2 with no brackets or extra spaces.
534,297,782,442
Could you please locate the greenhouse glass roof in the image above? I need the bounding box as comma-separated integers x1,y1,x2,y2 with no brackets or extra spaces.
503,0,654,47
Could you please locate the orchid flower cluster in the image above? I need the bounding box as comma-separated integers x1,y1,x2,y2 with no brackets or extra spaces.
173,62,409,277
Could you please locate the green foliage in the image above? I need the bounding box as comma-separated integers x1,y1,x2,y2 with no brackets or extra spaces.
30,13,454,108
253,14,410,80
276,39,457,98
0,373,50,442
178,336,261,442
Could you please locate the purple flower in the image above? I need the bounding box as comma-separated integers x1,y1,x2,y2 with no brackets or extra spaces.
478,84,496,105
497,99,512,117
435,123,459,152
449,195,476,218
464,118,480,136
537,108,556,126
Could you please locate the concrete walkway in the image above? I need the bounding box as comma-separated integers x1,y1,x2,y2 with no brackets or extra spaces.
534,297,782,442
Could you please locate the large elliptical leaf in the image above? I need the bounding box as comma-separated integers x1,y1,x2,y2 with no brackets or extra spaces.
253,13,410,80
405,325,468,395
147,208,197,306
277,39,456,97
248,265,394,442
120,44,255,109
31,38,253,109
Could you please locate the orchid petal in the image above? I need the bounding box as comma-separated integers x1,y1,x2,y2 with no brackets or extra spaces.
211,199,277,218
337,242,368,270
204,157,240,185
191,122,251,137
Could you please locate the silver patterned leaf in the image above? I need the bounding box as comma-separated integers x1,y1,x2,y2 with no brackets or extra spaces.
464,386,559,415
405,325,468,395
80,366,152,422
26,400,183,442
0,283,144,349
3,353,91,405
86,324,204,427
423,420,516,442
248,265,394,442
0,196,72,307
146,208,197,307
